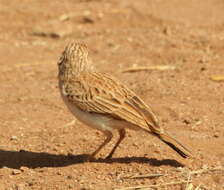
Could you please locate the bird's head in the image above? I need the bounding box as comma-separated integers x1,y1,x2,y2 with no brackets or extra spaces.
58,42,90,77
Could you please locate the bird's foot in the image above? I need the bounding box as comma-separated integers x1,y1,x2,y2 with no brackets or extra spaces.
105,153,113,160
85,154,96,162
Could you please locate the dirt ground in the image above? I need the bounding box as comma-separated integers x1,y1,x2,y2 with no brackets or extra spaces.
0,0,224,189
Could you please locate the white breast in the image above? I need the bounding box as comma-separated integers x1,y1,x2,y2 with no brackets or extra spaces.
59,81,114,132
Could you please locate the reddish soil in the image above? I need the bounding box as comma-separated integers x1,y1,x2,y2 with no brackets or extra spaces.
0,0,223,189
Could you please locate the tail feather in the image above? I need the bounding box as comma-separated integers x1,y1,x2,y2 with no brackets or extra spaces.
156,132,192,158
127,96,192,158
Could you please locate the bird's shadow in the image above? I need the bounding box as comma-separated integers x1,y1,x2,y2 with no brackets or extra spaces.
0,149,184,169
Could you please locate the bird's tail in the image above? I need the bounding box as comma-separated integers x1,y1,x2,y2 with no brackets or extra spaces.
127,96,192,158
156,132,192,158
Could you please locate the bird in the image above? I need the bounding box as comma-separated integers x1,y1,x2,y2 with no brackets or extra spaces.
57,42,192,160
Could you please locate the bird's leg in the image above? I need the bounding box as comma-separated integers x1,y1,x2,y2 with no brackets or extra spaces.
106,129,126,159
88,130,113,160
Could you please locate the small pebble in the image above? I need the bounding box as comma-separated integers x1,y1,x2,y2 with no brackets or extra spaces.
10,136,18,140
67,175,73,179
12,169,22,175
16,183,25,190
20,166,29,172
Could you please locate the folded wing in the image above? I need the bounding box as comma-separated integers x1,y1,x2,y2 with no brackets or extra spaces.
65,72,161,133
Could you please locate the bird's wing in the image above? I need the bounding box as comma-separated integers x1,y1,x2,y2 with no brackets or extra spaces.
64,72,161,133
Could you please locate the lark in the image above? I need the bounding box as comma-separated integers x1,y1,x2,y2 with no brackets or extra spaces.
57,42,192,159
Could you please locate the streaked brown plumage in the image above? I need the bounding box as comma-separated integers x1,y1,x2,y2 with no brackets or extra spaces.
58,42,192,159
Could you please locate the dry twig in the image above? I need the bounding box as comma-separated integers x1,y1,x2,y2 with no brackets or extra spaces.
210,75,224,82
121,65,176,73
114,180,190,190
122,173,164,179
178,166,224,176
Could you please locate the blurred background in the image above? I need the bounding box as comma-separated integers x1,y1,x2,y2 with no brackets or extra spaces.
0,0,224,189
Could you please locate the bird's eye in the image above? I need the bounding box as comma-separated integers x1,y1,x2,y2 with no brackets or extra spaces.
58,54,65,66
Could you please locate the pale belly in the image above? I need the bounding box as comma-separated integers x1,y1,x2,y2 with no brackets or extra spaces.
60,91,115,132
59,81,140,132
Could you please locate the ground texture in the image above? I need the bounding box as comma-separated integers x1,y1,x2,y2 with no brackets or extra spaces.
0,0,224,189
